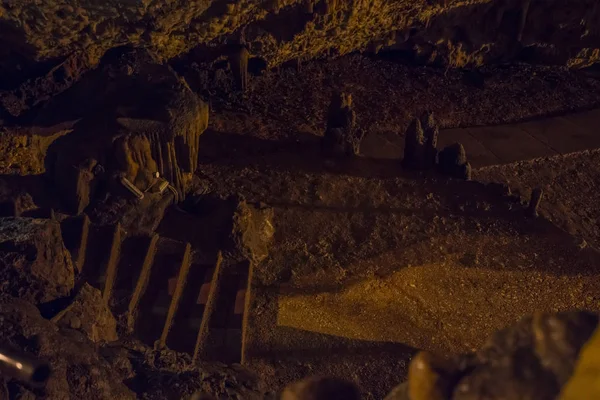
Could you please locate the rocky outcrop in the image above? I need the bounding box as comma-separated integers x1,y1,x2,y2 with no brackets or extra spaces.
2,0,600,95
285,311,599,400
438,142,471,180
402,311,599,400
230,200,275,264
0,296,135,399
403,113,439,170
0,218,74,304
42,48,209,213
0,122,75,175
52,283,118,343
322,92,359,157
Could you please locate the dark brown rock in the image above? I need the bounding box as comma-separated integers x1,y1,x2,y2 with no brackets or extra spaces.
0,295,135,399
451,312,599,400
322,92,359,157
230,200,275,264
43,48,209,212
0,218,74,304
420,111,439,168
438,142,469,179
403,118,426,169
408,351,457,400
230,46,250,92
52,283,118,343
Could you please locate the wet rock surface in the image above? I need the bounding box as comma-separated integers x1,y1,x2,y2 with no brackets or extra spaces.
0,218,74,304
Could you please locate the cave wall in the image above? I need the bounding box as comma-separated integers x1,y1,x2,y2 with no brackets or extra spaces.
1,0,600,89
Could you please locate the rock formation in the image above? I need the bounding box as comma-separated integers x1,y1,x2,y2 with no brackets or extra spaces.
51,283,118,343
322,92,359,157
0,218,74,304
41,47,209,216
2,0,600,90
420,111,439,168
344,311,599,400
403,118,426,169
438,142,471,180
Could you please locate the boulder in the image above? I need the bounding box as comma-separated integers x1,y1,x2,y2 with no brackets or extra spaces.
42,48,209,211
420,111,439,169
52,283,118,343
0,218,74,304
322,92,359,157
438,142,470,180
0,295,135,399
398,311,598,400
230,201,275,264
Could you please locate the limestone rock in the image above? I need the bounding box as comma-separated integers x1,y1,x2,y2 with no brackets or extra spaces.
322,92,359,157
43,48,209,211
1,0,599,86
452,312,599,400
528,187,543,217
53,283,118,343
0,295,135,399
438,142,470,180
420,111,439,168
230,200,275,264
403,118,426,169
0,218,74,304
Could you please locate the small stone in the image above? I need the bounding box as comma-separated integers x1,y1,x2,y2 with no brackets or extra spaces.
69,315,82,330
408,351,454,400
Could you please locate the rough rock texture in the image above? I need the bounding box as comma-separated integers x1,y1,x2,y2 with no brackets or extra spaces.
2,0,600,84
397,311,599,400
322,92,360,157
403,118,427,169
0,218,74,304
52,283,118,343
377,312,599,400
560,324,600,399
41,48,209,214
438,142,470,180
0,296,135,400
230,200,275,263
0,123,74,175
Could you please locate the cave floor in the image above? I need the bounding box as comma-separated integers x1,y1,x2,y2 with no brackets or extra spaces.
197,137,600,398
186,59,600,398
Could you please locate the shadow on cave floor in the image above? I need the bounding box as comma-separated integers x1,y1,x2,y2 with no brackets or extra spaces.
249,326,416,361
198,129,412,179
